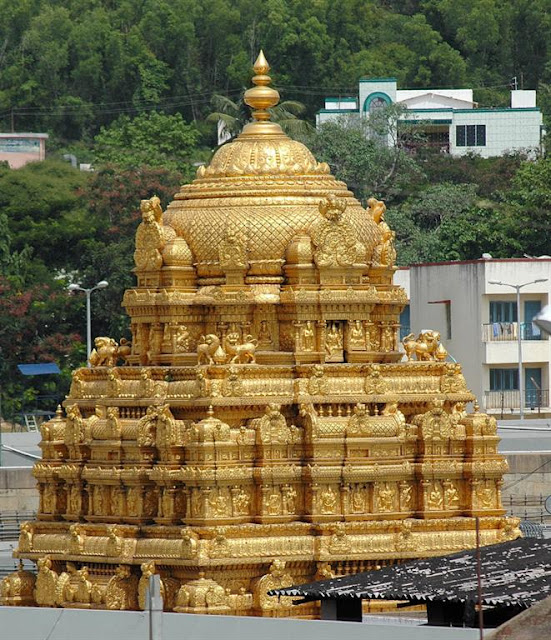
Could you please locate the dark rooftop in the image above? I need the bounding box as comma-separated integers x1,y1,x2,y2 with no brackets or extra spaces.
271,538,551,609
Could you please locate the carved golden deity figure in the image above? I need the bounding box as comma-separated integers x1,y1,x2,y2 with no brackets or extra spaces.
5,51,518,617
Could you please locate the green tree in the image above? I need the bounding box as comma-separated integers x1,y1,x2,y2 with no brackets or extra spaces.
309,112,422,204
75,164,185,338
496,156,551,257
436,204,520,261
206,93,314,140
93,111,201,176
418,151,525,199
396,182,479,229
386,182,484,264
0,160,90,278
0,200,84,420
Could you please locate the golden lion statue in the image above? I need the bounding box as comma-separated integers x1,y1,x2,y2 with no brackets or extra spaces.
224,333,258,364
89,337,119,367
197,334,223,365
402,330,446,361
89,337,132,367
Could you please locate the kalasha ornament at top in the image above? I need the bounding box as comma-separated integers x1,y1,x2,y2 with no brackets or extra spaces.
2,52,518,617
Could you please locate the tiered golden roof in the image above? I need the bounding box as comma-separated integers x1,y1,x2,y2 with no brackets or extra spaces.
2,52,518,616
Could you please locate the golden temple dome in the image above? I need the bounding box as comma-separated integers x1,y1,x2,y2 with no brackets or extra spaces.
163,52,381,284
11,50,517,621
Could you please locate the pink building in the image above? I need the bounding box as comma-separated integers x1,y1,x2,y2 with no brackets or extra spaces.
0,133,48,168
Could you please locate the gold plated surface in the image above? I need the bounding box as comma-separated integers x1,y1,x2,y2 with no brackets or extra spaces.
2,53,518,616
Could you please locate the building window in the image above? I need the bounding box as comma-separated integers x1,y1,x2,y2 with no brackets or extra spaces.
399,305,410,341
362,92,392,113
526,367,543,407
445,301,452,340
489,301,517,323
490,368,518,391
456,124,486,147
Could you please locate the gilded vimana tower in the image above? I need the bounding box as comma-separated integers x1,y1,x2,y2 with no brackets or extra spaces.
2,52,519,616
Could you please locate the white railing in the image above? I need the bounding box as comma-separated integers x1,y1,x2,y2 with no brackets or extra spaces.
482,322,545,342
484,389,549,411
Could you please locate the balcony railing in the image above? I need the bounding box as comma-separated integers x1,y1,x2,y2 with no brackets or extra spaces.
482,322,546,342
484,389,549,411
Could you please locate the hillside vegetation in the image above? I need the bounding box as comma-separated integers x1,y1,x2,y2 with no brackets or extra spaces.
1,0,551,417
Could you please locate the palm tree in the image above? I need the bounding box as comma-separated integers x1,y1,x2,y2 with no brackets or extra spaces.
206,93,314,144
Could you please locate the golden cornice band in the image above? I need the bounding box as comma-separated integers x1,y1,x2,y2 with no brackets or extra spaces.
2,52,518,616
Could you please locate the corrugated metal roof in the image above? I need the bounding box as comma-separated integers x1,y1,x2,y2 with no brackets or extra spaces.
270,539,551,609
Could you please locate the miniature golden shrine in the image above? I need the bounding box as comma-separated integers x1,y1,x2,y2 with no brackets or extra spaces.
2,52,519,616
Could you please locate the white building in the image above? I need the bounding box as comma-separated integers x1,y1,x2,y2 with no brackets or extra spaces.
317,78,544,158
0,133,48,168
399,258,551,418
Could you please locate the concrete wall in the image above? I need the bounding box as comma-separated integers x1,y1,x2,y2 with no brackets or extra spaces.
397,89,474,104
359,78,397,112
450,109,542,158
0,134,48,168
0,606,480,640
409,261,484,408
393,267,410,299
503,453,551,498
482,263,551,406
408,259,551,415
0,467,38,513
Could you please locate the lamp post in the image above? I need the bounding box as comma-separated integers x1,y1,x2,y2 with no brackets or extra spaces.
488,278,548,419
68,280,109,367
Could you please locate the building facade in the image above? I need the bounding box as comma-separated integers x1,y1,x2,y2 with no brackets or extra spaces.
317,78,544,158
403,259,551,418
0,133,48,168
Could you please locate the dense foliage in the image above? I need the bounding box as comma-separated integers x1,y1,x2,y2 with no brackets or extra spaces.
0,160,184,419
2,0,551,138
2,0,551,419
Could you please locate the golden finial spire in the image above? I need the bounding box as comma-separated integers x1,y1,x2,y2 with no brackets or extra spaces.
241,50,283,137
253,49,270,76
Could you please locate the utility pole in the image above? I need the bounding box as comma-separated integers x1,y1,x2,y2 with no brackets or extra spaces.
67,281,109,366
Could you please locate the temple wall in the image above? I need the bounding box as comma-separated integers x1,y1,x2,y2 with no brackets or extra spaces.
1,455,550,519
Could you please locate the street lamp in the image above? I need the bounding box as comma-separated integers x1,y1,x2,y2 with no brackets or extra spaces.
488,278,548,419
68,280,109,367
534,305,551,335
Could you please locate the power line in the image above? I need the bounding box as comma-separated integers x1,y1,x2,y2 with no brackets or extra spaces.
0,79,521,120
0,89,244,119
2,97,218,118
8,88,243,113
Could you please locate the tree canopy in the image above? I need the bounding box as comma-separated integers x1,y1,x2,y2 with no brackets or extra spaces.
2,0,551,420
2,0,551,139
